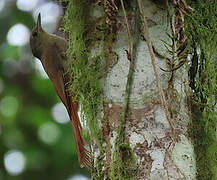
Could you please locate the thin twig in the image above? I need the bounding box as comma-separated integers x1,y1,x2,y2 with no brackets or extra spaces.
120,0,132,55
119,0,135,140
137,0,176,137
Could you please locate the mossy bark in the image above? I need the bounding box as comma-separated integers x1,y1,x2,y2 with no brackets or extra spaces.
62,0,202,179
185,1,217,179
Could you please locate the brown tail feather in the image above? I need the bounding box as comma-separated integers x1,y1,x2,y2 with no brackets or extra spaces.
70,104,91,168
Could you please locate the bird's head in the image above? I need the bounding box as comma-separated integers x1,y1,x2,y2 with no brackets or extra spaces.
30,13,44,59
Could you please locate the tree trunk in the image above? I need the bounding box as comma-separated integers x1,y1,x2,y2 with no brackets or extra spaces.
89,1,195,179
63,0,199,179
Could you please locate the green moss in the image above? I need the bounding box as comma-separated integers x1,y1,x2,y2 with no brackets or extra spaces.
61,0,140,178
61,0,122,177
110,143,137,180
62,0,103,150
185,0,217,179
190,110,217,180
91,153,106,180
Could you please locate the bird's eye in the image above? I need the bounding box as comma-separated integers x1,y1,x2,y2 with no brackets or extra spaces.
32,32,37,37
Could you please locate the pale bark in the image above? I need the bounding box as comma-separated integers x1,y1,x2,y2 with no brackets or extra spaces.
90,1,195,179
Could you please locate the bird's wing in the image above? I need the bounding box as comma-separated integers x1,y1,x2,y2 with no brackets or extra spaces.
41,44,91,168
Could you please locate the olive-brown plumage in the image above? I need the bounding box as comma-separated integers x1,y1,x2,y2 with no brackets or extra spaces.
30,13,90,168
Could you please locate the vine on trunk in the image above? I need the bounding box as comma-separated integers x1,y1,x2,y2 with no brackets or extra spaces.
110,1,138,179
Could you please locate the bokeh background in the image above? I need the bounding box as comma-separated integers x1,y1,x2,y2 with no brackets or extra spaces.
0,0,89,179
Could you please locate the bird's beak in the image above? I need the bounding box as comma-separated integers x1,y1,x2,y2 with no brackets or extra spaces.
37,13,42,32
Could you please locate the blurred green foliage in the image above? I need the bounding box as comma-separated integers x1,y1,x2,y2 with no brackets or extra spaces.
0,1,89,179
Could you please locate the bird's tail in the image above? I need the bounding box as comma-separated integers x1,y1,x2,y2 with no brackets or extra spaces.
70,104,91,168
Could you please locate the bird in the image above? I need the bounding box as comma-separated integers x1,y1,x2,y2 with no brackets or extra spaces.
29,13,91,168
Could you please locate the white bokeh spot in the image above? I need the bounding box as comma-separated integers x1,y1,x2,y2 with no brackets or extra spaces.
67,174,90,180
7,24,30,46
34,58,49,79
38,122,61,144
0,0,5,12
52,103,70,124
16,0,38,12
4,150,26,175
33,2,63,33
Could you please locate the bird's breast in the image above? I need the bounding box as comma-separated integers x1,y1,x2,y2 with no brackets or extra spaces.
41,56,60,80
